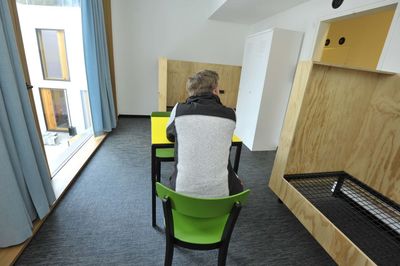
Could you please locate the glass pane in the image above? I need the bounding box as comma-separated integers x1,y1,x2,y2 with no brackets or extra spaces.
37,29,69,80
52,89,69,128
17,1,93,177
40,88,70,131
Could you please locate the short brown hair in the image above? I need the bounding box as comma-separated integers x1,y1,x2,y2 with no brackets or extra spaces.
186,70,219,96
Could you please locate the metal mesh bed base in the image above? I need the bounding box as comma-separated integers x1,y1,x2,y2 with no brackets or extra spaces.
285,172,400,265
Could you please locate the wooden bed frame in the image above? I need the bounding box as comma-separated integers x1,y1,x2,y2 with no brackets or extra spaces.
269,61,400,265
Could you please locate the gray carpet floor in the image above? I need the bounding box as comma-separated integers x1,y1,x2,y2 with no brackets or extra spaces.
16,117,335,265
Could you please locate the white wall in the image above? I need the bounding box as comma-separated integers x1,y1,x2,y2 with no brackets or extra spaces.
111,0,250,115
251,0,399,61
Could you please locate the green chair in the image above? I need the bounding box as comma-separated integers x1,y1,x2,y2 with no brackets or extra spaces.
156,182,250,266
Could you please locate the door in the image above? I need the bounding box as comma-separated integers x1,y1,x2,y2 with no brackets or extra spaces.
12,0,94,176
8,0,48,167
235,30,273,149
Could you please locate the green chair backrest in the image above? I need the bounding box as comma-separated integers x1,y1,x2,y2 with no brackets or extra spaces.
151,111,171,117
156,182,250,218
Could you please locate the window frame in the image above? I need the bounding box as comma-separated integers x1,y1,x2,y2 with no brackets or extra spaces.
36,28,70,81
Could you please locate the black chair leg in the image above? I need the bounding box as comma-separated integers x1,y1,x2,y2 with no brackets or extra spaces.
157,159,161,183
217,242,229,266
151,174,156,227
162,198,174,266
165,237,174,266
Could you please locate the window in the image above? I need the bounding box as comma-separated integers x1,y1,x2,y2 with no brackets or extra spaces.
36,29,70,80
40,88,70,131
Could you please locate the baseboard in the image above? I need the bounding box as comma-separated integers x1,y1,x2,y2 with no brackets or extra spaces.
118,114,149,118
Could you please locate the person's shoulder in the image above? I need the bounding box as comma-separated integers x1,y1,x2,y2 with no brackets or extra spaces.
219,104,235,113
216,105,236,121
174,102,191,116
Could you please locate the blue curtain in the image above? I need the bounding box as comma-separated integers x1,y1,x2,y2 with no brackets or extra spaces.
0,1,55,247
81,0,116,136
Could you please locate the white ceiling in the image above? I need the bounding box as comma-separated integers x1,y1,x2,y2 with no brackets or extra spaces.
209,0,311,25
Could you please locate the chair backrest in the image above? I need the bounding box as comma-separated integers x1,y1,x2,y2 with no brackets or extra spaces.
151,111,171,117
156,182,250,218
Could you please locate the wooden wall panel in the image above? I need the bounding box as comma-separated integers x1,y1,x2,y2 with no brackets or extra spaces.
269,61,381,265
158,57,168,111
275,180,376,266
166,60,193,107
319,7,395,71
269,61,314,192
286,65,380,174
345,74,400,203
166,60,241,108
39,88,57,130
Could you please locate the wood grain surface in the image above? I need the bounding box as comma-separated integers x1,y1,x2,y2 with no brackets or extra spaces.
268,61,400,265
286,65,380,173
345,74,400,203
158,57,168,111
269,61,314,192
166,60,241,108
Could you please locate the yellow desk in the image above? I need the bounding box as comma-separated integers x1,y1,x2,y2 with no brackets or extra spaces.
150,116,243,227
151,117,241,144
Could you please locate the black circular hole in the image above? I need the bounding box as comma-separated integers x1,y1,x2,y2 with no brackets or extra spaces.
338,37,346,45
332,0,344,9
325,39,331,46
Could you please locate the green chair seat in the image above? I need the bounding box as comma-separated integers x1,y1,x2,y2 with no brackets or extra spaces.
155,148,174,158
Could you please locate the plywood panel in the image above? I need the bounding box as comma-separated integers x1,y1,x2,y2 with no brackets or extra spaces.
345,8,395,69
269,62,400,265
320,7,395,70
269,61,313,192
39,88,57,130
166,60,192,107
158,57,168,111
286,65,380,173
269,62,379,265
166,60,241,108
345,74,400,203
276,180,376,266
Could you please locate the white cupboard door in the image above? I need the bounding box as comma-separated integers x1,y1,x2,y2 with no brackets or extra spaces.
235,30,273,149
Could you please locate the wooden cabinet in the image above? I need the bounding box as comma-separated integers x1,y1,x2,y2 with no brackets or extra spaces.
314,4,399,73
235,28,303,151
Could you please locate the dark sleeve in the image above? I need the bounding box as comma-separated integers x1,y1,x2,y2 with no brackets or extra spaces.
166,104,178,142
